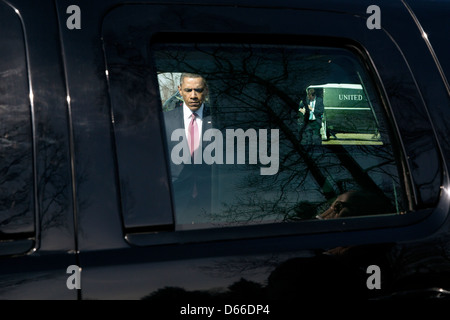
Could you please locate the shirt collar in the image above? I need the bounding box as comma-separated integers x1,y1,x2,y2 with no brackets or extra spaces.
183,102,204,120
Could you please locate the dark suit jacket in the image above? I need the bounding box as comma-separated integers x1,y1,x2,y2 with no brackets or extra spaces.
163,103,213,182
163,104,214,214
304,96,324,127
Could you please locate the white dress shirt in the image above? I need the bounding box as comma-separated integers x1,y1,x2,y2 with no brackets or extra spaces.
309,98,316,121
183,102,204,150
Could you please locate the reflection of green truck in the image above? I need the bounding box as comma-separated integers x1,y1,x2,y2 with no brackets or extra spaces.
307,83,379,136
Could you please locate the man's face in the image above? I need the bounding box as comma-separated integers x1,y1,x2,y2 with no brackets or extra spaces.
178,76,208,112
308,91,315,101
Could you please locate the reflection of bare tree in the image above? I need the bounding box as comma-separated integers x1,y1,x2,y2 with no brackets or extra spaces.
37,128,72,232
0,102,77,239
154,43,404,223
382,77,442,205
0,11,75,241
0,51,34,237
157,72,180,105
0,111,33,236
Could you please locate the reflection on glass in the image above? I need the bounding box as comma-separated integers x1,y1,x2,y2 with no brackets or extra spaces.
153,42,406,230
0,2,34,238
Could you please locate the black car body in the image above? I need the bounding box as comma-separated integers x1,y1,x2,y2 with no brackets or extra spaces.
1,0,450,305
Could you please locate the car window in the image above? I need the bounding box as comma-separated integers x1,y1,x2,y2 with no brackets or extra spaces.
0,1,34,240
152,38,408,230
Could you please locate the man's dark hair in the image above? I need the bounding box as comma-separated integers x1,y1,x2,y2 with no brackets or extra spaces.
180,73,207,87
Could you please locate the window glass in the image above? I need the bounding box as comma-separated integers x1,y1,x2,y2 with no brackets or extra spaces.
0,1,34,238
153,39,407,230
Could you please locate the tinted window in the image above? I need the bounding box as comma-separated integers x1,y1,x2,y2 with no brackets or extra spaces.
0,1,34,239
153,38,407,230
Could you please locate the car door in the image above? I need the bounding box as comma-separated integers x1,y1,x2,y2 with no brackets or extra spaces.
56,0,450,303
0,0,78,299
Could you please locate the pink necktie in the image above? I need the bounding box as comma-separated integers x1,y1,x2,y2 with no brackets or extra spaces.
189,113,199,198
189,112,199,160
